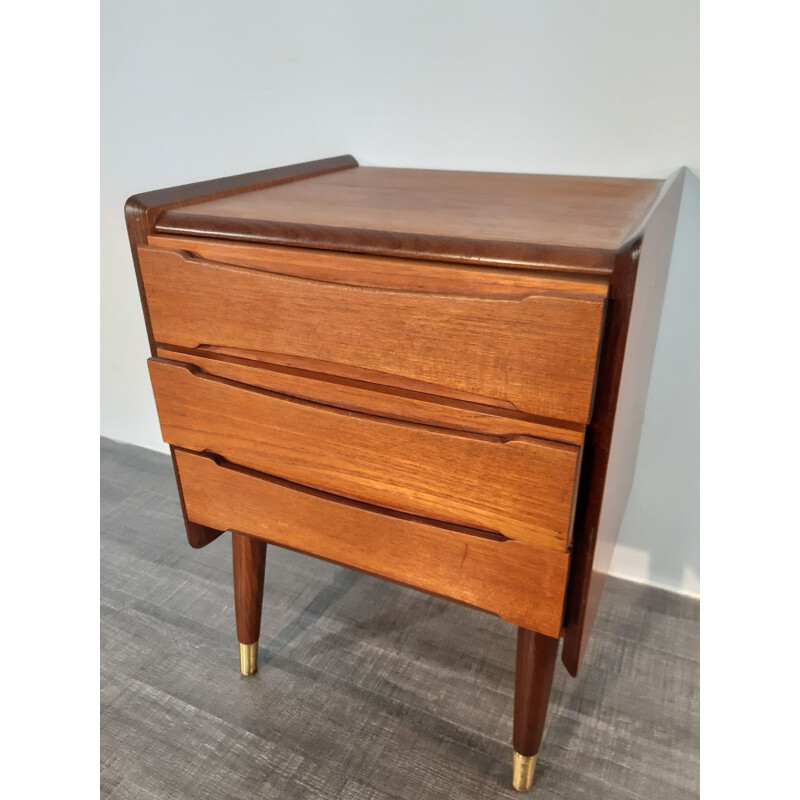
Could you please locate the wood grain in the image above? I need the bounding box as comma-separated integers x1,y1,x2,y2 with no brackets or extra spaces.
147,234,610,299
125,158,685,684
561,169,686,675
513,629,559,757
199,346,521,409
169,445,223,549
139,246,607,423
155,167,663,273
173,448,570,637
125,157,358,549
125,155,357,356
149,359,580,550
155,345,585,446
232,533,267,645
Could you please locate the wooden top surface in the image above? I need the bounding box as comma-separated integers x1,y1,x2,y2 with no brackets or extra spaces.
154,163,663,273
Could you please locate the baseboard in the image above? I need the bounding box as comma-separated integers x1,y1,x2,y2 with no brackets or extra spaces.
609,543,700,599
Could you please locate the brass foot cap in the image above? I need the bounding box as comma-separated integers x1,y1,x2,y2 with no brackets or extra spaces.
512,752,537,792
239,642,258,676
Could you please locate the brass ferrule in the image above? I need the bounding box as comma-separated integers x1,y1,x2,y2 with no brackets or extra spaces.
512,752,537,792
239,642,258,676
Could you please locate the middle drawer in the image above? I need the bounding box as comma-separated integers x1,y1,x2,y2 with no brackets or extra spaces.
148,358,580,551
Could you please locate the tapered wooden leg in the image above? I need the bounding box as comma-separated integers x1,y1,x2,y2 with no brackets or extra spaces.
512,628,559,791
232,532,267,676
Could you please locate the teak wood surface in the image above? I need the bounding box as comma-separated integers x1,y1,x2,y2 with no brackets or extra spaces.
138,245,606,423
560,169,685,674
146,234,610,299
231,533,267,646
125,155,683,677
174,449,570,637
156,166,662,272
125,156,362,550
149,358,580,550
154,344,585,446
514,630,560,757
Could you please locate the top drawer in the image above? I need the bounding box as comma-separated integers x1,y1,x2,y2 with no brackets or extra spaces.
138,243,607,423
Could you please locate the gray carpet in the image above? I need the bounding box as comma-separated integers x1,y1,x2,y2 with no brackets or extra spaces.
100,437,699,799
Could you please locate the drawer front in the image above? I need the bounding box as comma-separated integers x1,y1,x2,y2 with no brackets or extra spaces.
139,245,606,423
149,358,581,551
174,448,569,637
155,345,585,446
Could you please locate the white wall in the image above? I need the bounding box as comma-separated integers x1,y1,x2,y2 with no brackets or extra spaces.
101,0,699,595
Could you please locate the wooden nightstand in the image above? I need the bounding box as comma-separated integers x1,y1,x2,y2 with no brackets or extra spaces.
125,156,683,792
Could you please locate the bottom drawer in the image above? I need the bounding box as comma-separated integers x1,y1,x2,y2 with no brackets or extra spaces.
175,448,569,637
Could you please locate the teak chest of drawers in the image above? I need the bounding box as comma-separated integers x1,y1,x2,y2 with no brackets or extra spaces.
125,156,683,792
